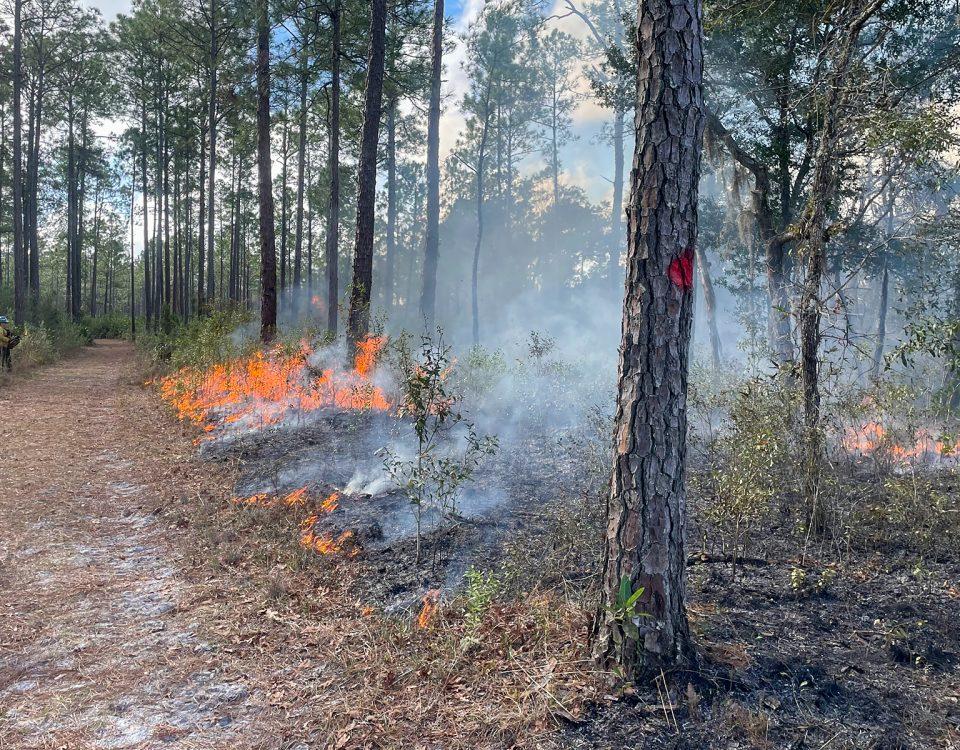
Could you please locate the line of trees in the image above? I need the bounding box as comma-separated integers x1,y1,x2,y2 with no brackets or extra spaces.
0,0,636,345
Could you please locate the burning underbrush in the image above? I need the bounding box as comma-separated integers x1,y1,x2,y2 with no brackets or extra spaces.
153,330,595,610
149,337,960,748
156,335,390,441
840,418,960,467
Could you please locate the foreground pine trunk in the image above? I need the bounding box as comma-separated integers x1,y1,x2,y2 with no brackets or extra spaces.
256,0,277,343
597,0,704,681
346,0,388,359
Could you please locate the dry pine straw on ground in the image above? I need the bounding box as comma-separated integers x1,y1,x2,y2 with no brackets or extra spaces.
161,429,608,749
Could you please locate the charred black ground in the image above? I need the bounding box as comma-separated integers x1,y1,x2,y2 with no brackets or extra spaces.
192,397,960,750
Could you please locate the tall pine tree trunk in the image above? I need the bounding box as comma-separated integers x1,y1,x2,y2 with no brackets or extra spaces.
206,0,218,305
28,71,43,307
597,0,704,680
141,92,152,327
257,0,277,342
471,85,493,347
294,44,308,290
197,124,206,312
325,0,341,337
130,149,136,337
89,186,101,316
697,246,722,369
66,96,77,317
12,0,25,325
346,0,388,359
419,0,444,326
796,0,881,531
280,122,289,295
384,95,397,314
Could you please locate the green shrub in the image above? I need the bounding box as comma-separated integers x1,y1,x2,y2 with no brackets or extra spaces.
690,377,801,559
453,345,507,400
138,307,254,371
461,567,501,643
84,312,129,339
12,324,60,370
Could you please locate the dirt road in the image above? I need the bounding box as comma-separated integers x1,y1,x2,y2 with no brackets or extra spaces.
0,341,269,749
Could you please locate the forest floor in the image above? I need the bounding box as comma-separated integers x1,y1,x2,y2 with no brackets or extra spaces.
0,341,279,749
2,342,959,750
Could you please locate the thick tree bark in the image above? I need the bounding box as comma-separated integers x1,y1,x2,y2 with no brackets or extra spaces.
257,0,277,343
419,0,444,326
346,0,388,358
12,0,25,325
325,0,341,337
596,0,704,680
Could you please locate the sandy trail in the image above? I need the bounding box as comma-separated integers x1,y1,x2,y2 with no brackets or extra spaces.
0,341,269,750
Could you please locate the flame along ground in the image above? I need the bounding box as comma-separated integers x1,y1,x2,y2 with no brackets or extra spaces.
231,486,354,557
156,336,390,439
155,337,390,558
841,420,960,464
417,589,441,629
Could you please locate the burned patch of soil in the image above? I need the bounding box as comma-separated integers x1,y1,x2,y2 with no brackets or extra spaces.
564,546,960,749
202,409,585,611
171,387,960,748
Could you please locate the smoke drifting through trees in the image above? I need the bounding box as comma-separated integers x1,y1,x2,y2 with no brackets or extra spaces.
0,0,954,381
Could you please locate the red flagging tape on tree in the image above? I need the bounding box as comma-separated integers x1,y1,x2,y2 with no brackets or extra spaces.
668,247,695,291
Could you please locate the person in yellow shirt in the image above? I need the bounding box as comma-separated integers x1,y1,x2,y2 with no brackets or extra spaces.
0,316,13,373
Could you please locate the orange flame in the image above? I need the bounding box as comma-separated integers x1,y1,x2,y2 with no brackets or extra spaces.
231,492,272,507
842,420,960,463
417,589,440,629
157,337,389,438
231,486,310,508
282,487,308,507
320,492,340,513
299,513,357,556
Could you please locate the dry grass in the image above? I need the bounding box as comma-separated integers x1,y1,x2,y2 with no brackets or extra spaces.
172,471,608,748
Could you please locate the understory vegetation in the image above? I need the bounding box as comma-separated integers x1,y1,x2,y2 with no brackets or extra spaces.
143,315,960,747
